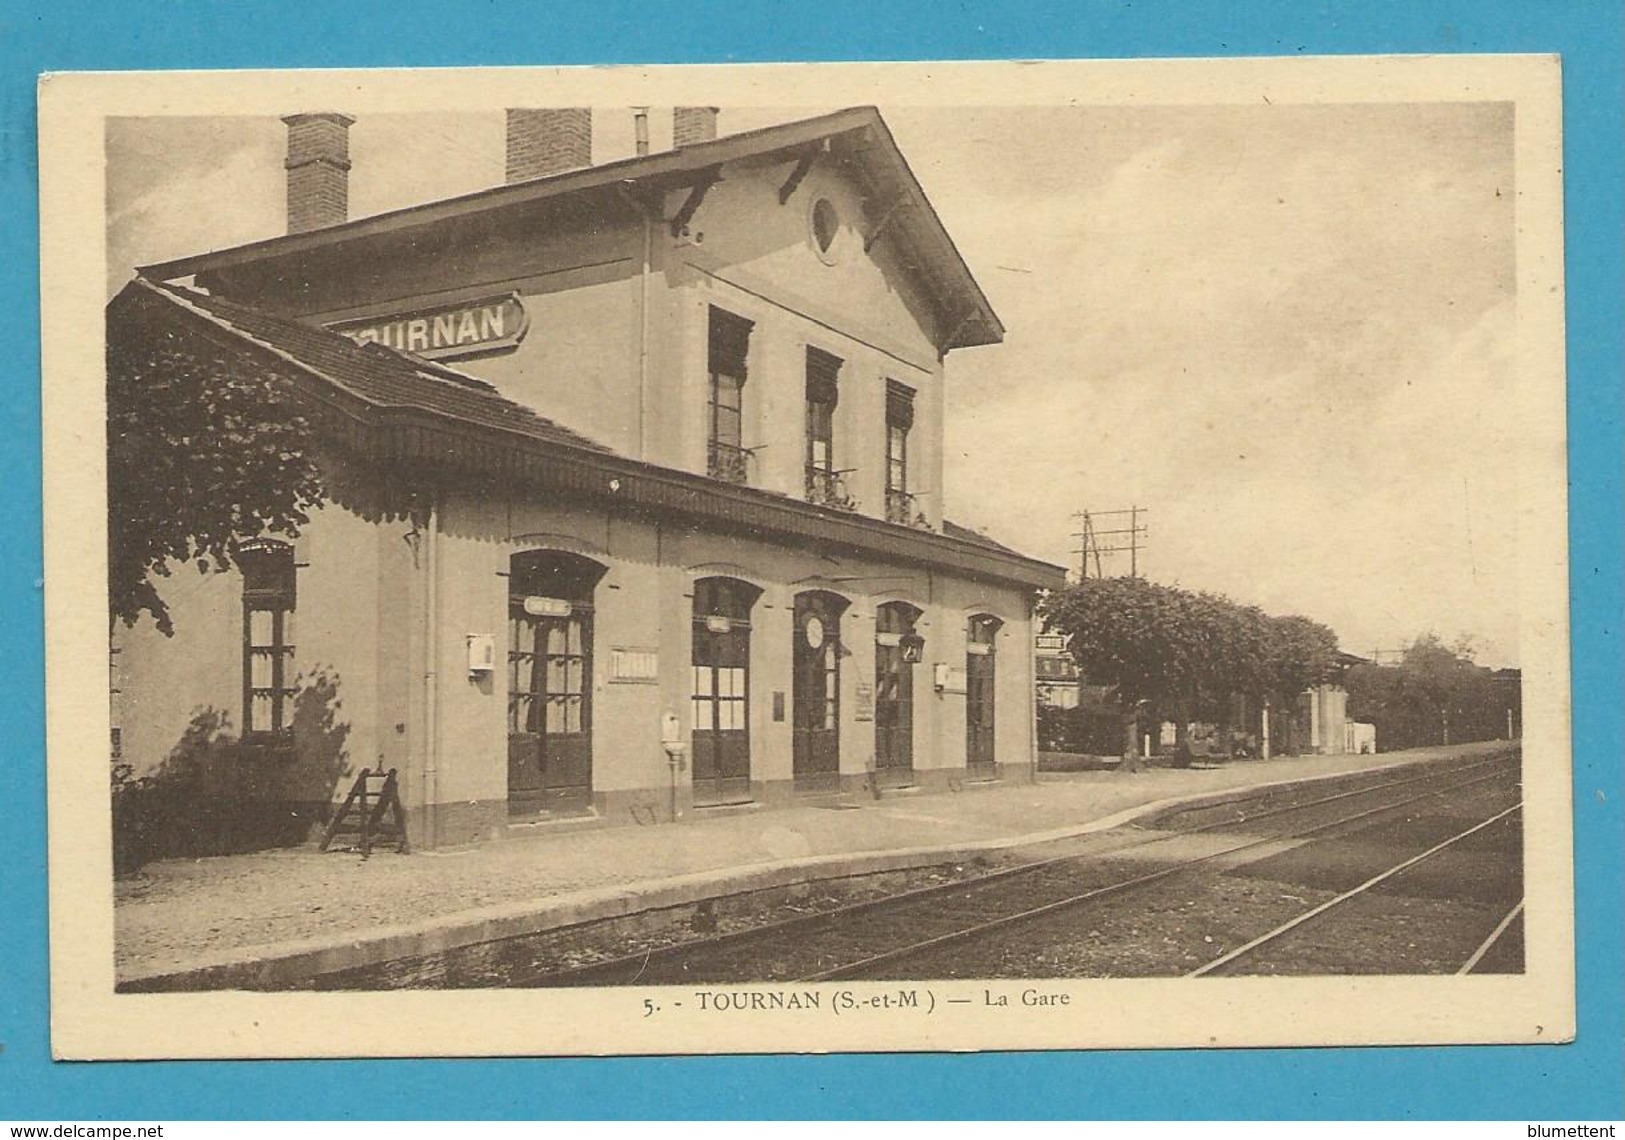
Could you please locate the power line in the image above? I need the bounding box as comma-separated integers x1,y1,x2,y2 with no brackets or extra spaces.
1070,506,1147,579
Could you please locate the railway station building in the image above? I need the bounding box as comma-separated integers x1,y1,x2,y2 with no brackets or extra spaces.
108,106,1066,849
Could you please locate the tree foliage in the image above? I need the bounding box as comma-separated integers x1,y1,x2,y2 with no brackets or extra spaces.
1264,614,1343,704
108,293,325,636
112,667,353,873
1039,577,1340,719
1345,633,1515,750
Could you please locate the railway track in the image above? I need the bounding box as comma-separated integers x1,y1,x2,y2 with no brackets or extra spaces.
317,748,1519,989
1184,801,1523,977
800,764,1521,983
1459,900,1525,974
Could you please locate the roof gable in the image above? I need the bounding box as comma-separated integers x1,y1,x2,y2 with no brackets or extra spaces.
136,107,1003,352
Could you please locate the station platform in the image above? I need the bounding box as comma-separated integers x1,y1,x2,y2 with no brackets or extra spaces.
114,741,1514,989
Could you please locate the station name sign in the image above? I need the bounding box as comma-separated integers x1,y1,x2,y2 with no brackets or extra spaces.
326,293,529,361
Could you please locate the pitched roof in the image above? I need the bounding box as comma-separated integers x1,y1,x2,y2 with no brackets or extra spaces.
110,281,1064,593
136,107,1003,351
130,279,612,456
942,519,1025,557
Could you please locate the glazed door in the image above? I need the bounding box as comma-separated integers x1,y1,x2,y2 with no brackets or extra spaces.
966,649,995,769
874,642,914,781
966,623,999,777
507,609,593,813
792,595,842,790
692,620,752,806
874,603,919,785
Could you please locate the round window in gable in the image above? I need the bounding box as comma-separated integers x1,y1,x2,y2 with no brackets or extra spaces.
811,197,840,262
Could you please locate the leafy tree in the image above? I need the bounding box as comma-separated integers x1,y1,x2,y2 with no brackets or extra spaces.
1264,614,1342,704
1041,577,1340,759
1041,577,1192,710
107,287,324,635
1346,633,1512,749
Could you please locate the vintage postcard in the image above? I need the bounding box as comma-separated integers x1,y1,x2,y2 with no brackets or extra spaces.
40,56,1572,1058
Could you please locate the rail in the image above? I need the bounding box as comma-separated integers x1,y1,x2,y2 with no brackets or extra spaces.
805,467,857,511
1458,900,1525,974
1186,801,1523,977
801,762,1519,983
708,440,751,484
398,750,1518,989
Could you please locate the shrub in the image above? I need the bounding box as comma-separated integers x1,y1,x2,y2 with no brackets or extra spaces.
111,670,352,875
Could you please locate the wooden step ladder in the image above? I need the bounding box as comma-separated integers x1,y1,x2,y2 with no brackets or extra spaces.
320,767,410,857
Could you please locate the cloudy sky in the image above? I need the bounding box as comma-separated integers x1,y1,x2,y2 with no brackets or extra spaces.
106,99,1520,665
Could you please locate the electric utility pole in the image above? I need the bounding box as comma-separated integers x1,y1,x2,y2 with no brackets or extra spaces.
1071,507,1148,579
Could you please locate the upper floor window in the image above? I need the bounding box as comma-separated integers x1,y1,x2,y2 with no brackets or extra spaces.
805,347,851,509
707,307,753,484
885,380,918,525
238,538,297,736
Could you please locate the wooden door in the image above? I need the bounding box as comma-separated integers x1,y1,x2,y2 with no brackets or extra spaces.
508,608,593,813
792,592,844,790
506,551,604,815
692,618,752,806
874,602,919,784
966,615,1000,778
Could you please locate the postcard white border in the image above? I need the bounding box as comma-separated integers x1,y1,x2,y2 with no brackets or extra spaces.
40,55,1572,1059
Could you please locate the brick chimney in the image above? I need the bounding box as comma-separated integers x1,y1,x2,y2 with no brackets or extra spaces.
506,108,592,182
674,106,719,147
281,112,354,234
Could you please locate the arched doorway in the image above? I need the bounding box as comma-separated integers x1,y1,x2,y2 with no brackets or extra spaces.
874,601,923,785
691,577,761,806
792,590,849,791
507,550,607,815
966,613,1002,779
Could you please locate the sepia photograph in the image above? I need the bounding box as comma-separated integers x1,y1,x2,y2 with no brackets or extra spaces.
40,56,1572,1058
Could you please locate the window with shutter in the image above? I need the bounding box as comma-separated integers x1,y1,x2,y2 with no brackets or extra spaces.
707,307,753,483
885,380,919,525
805,347,851,508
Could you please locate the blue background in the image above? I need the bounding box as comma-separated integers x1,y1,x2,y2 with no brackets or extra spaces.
3,0,1620,1121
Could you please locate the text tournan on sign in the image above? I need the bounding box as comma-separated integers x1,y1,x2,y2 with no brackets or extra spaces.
327,294,529,361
